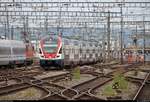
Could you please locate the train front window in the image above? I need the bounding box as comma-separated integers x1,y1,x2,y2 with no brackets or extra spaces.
44,37,58,45
43,46,57,53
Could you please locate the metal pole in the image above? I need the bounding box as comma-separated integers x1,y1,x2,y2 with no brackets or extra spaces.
26,16,29,40
102,25,106,63
85,22,88,40
45,16,48,35
23,16,27,69
4,24,7,39
143,16,146,66
11,26,14,40
5,4,9,39
107,11,111,62
120,4,124,64
104,25,107,62
58,1,62,35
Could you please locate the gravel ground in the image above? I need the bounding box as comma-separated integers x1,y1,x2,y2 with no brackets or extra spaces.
92,81,140,100
34,71,69,80
0,79,21,87
137,83,150,100
39,83,64,93
95,69,113,75
55,74,96,88
0,86,48,100
124,71,148,79
139,65,150,71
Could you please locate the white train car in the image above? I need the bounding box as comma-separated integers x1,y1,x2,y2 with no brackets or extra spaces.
38,35,103,69
62,39,103,66
0,40,26,67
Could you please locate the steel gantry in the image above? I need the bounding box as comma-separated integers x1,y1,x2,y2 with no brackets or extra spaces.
0,0,150,63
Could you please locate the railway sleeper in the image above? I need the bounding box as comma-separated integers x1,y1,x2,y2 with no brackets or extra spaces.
107,96,122,100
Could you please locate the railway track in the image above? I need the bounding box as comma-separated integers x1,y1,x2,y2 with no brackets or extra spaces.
0,65,43,81
0,66,70,100
85,64,145,100
53,63,136,99
37,82,66,94
74,93,102,100
0,75,69,100
0,63,143,100
42,93,68,100
88,77,142,100
134,72,150,100
0,83,50,100
61,65,131,99
72,77,111,94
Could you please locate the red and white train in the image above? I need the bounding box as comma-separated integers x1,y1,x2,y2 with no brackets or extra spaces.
38,35,103,69
0,39,34,68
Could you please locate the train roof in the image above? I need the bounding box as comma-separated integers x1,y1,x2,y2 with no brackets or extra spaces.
40,34,99,43
62,36,99,43
0,39,25,47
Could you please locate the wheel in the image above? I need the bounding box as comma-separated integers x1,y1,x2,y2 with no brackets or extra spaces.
40,60,45,67
56,60,64,70
9,61,15,69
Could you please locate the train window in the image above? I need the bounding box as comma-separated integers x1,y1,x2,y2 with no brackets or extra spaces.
39,48,42,54
75,54,79,59
84,54,86,59
95,53,98,57
90,54,92,58
138,50,142,54
0,47,11,55
44,46,57,53
64,39,69,45
89,43,92,47
87,49,89,53
74,41,78,46
44,37,58,45
93,49,95,53
32,46,34,51
95,44,98,47
100,53,102,57
72,49,74,53
59,47,62,54
145,50,148,54
148,50,150,54
82,43,86,46
80,49,82,53
99,44,102,48
13,48,25,55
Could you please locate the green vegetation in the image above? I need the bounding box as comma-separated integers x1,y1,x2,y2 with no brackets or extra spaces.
72,67,80,80
113,73,128,90
103,73,128,97
103,84,117,96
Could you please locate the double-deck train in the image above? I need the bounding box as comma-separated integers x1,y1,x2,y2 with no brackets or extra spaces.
38,35,103,69
0,39,34,68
